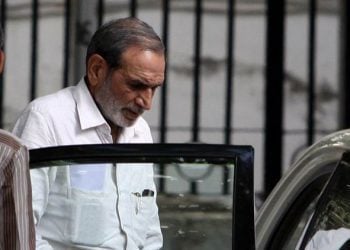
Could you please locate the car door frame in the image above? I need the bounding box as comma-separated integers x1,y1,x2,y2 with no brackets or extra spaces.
29,143,255,250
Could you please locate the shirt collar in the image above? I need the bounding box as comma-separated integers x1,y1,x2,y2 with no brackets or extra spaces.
74,78,108,130
73,78,139,140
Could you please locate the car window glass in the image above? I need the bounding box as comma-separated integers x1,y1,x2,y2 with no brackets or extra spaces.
154,162,235,249
29,144,254,249
34,158,237,249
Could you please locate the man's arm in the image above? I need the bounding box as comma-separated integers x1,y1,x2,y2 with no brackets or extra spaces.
12,143,36,250
13,105,56,148
13,106,56,249
0,130,36,250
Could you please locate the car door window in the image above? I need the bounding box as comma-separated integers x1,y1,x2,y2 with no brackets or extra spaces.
30,143,255,249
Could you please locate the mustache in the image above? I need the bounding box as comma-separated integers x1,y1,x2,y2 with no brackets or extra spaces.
127,105,144,115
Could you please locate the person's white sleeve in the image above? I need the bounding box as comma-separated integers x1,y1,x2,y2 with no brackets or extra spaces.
305,228,350,250
12,105,56,148
13,107,56,249
31,167,57,250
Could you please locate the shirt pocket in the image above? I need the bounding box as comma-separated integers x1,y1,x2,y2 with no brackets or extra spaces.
63,187,119,247
64,199,107,246
63,164,114,246
131,190,156,215
129,191,156,244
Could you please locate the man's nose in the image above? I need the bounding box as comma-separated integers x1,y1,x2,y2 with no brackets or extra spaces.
136,88,153,110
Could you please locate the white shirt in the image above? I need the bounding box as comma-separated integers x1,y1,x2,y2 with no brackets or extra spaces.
13,79,163,250
305,228,350,250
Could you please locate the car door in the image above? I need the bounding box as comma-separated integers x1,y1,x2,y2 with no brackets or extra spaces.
256,129,350,250
29,143,255,250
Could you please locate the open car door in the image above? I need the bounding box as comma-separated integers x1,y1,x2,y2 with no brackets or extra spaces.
30,143,255,249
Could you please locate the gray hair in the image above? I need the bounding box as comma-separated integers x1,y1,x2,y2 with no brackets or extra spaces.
86,17,164,70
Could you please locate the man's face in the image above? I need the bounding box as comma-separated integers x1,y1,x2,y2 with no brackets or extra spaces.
94,47,165,128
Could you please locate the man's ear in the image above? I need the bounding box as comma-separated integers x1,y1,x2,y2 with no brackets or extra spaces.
0,50,5,74
87,54,108,88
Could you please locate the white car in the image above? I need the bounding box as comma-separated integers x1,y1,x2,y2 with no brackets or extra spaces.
256,129,350,250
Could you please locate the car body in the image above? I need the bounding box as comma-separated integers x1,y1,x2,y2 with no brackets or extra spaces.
256,129,350,249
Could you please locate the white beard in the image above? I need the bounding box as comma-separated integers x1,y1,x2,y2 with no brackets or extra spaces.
94,78,143,128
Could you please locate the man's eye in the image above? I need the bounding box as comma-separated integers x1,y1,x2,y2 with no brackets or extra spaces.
129,82,144,89
128,81,159,92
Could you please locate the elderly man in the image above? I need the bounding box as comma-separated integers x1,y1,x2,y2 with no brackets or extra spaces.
13,17,165,249
0,27,35,249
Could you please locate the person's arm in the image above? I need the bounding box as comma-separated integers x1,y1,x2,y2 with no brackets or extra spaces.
0,130,36,250
13,106,56,249
12,144,36,250
31,167,56,250
13,105,56,148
